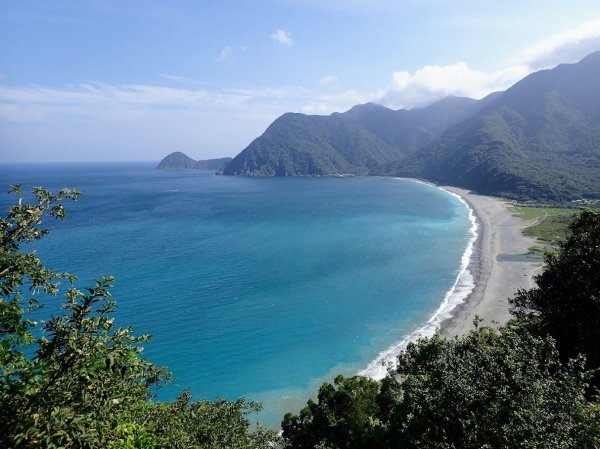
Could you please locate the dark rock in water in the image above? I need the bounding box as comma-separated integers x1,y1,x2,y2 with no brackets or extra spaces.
157,152,232,170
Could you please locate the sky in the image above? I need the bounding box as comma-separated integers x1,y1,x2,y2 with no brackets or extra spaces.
1,0,600,162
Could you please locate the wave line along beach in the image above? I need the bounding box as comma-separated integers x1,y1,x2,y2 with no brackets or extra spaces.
359,180,541,380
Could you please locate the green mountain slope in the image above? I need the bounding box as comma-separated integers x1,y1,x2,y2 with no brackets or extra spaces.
394,51,600,201
223,51,600,200
344,95,498,152
222,112,400,175
223,96,491,176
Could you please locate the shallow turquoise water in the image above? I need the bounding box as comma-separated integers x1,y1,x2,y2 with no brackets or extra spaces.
0,163,471,426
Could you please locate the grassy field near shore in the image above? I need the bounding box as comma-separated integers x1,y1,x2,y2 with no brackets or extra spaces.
508,205,577,256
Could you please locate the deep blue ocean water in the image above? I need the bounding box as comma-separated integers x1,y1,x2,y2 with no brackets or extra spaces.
0,162,471,426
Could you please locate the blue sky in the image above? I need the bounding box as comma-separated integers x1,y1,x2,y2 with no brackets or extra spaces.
2,0,600,162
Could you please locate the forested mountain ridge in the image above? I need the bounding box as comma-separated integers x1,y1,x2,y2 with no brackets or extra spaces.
341,95,492,153
222,51,600,201
222,95,495,176
385,51,600,201
221,112,399,176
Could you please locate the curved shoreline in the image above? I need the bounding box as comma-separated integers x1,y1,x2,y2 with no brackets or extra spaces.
438,186,542,338
359,180,541,380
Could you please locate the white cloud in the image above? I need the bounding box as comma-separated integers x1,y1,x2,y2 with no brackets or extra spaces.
319,75,339,86
159,74,199,83
375,62,529,109
0,83,307,125
0,82,302,161
4,20,600,162
519,20,600,69
215,46,232,63
374,21,600,110
271,28,294,47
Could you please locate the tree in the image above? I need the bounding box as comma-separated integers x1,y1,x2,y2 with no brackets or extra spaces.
282,325,597,449
386,324,595,449
510,209,600,374
0,186,277,448
282,209,600,449
282,374,385,449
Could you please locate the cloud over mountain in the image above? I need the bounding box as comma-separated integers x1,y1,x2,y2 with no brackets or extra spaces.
520,20,600,69
372,20,600,110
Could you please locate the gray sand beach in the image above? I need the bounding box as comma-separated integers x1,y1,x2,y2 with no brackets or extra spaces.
440,187,543,337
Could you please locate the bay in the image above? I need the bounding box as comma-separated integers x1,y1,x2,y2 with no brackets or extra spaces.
0,162,471,426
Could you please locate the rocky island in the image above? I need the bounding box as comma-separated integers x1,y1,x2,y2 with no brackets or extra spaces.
157,151,232,170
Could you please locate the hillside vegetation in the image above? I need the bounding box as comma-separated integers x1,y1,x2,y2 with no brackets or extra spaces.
392,51,600,201
222,51,600,202
2,187,599,448
222,96,492,176
222,112,399,176
0,187,277,449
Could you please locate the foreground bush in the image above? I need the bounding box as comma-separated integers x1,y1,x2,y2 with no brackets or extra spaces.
283,209,600,449
0,186,276,448
283,324,598,449
511,209,600,377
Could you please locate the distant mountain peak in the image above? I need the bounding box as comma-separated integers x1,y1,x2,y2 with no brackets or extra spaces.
221,51,600,201
347,102,390,112
393,50,600,201
576,49,600,64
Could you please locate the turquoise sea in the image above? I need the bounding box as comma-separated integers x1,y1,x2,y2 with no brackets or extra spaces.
0,162,473,426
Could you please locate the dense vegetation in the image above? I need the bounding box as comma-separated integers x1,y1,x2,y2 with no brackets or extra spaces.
222,51,600,202
282,209,600,448
0,186,277,448
387,51,600,201
511,209,600,381
2,188,599,448
222,112,399,176
222,96,486,176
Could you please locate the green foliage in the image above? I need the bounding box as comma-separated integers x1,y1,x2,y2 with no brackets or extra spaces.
510,209,600,378
392,52,600,201
387,326,594,449
223,98,483,177
142,390,274,449
283,210,600,448
224,52,600,201
282,325,597,449
510,205,578,244
223,112,399,176
0,186,278,448
282,375,385,449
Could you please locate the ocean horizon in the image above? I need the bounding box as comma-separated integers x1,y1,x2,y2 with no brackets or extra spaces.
0,162,473,426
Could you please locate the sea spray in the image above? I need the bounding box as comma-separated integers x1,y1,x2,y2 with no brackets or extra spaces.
359,183,478,380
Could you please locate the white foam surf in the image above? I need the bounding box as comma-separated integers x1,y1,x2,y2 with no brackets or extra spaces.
358,182,478,380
